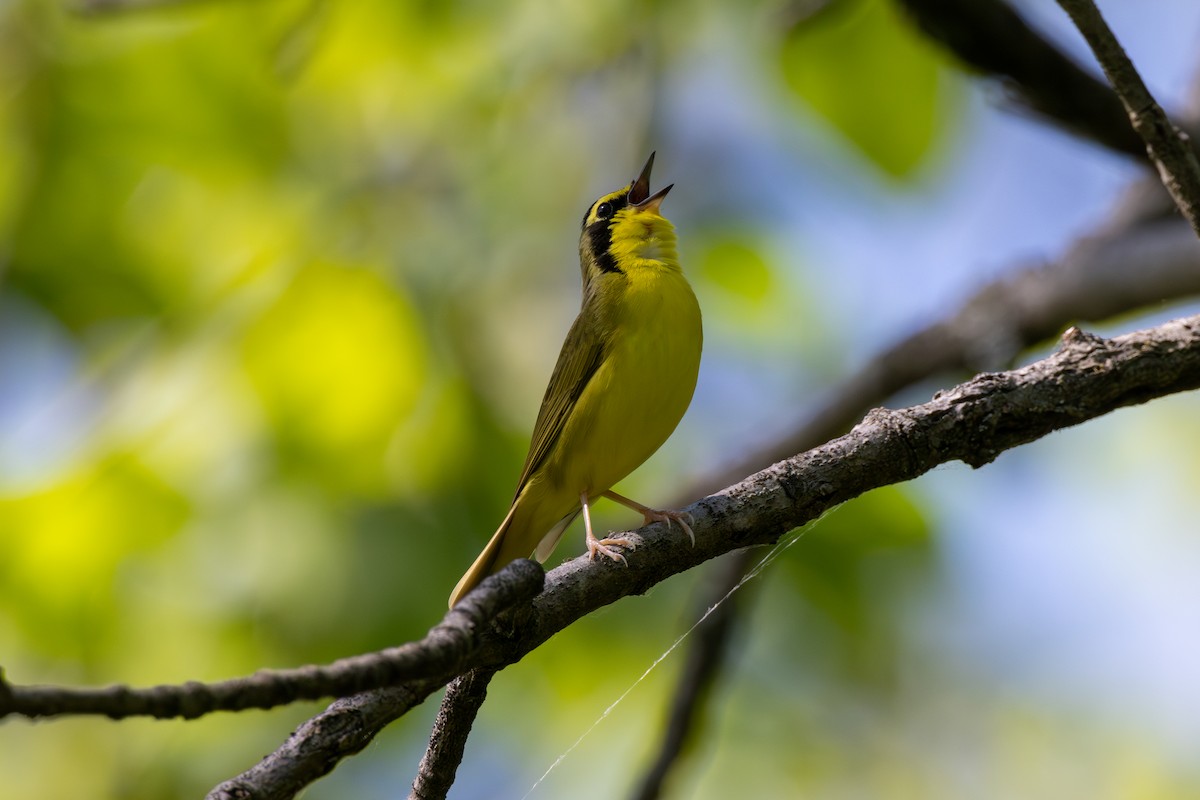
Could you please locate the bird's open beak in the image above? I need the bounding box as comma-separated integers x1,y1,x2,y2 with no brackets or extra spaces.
628,152,673,215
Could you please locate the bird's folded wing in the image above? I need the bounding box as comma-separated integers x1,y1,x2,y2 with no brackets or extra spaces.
513,309,607,497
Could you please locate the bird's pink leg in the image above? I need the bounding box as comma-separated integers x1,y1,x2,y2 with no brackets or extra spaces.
581,491,633,564
602,489,695,546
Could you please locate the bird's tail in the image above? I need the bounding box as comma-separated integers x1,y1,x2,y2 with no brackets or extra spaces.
448,502,519,608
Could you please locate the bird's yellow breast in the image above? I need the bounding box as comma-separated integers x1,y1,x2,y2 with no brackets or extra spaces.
545,257,702,496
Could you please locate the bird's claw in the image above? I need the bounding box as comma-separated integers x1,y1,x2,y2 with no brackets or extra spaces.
587,534,634,565
642,508,695,546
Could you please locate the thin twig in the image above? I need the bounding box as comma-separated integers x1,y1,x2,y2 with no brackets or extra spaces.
409,669,498,800
1057,0,1200,236
0,560,543,721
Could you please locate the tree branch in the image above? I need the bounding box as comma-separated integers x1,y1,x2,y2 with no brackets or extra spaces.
409,669,498,800
206,684,435,800
211,312,1200,799
20,4,1198,799
0,561,543,721
1056,0,1200,236
509,319,1200,761
699,194,1200,498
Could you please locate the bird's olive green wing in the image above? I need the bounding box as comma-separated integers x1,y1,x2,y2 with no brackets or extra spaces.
513,309,607,498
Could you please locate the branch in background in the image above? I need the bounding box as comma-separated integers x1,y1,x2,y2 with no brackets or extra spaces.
627,553,749,800
207,684,437,800
1056,0,1200,237
893,0,1195,162
0,562,543,721
700,192,1200,497
409,669,498,800
212,313,1200,799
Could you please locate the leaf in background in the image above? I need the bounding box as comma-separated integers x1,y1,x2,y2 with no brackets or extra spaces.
697,235,774,307
0,453,190,662
776,486,933,685
780,0,961,178
693,232,822,346
240,261,426,494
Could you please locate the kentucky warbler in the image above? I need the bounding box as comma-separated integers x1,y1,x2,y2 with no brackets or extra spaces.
449,153,702,607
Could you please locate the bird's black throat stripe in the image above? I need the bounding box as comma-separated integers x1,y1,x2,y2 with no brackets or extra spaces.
582,194,629,274
586,223,619,274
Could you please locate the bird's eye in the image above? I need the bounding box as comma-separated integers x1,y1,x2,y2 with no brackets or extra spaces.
596,202,613,220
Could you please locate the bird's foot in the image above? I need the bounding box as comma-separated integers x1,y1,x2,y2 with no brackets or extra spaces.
586,529,634,565
601,489,696,546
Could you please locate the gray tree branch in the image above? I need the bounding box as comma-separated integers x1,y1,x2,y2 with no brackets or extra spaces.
700,188,1200,499
18,8,1200,798
207,684,438,800
0,562,542,721
4,314,1198,798
409,669,498,800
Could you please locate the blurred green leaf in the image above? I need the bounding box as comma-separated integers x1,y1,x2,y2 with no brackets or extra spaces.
808,482,930,550
775,486,932,685
241,261,426,494
8,6,291,330
0,453,189,662
697,235,774,306
780,0,959,177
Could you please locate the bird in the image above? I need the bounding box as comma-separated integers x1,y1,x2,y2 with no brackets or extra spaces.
448,153,703,608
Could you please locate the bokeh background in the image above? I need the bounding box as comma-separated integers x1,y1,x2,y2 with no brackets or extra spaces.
2,0,1200,797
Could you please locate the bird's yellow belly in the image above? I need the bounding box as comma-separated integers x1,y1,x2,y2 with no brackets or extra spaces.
545,273,701,500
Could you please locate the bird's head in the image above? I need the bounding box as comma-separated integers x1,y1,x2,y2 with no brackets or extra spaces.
578,153,678,283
